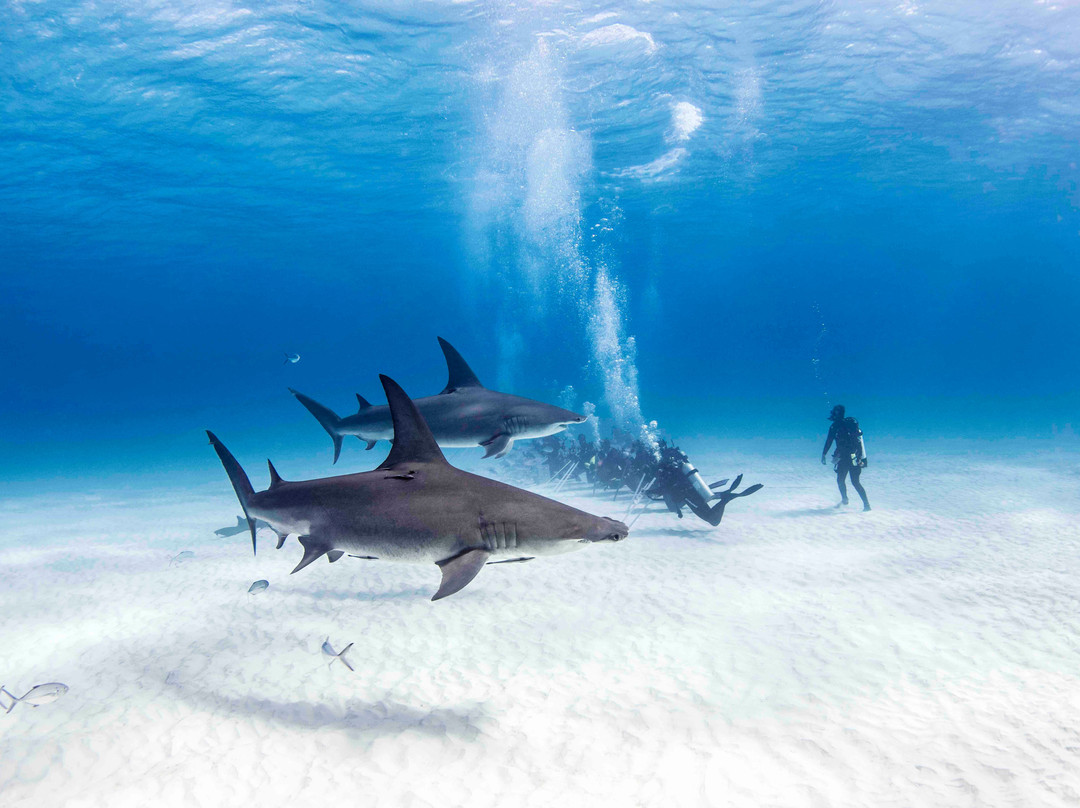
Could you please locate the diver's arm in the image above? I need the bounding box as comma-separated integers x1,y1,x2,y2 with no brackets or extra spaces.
821,424,836,464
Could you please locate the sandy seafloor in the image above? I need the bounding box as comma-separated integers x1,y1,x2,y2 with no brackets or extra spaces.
2,440,1079,808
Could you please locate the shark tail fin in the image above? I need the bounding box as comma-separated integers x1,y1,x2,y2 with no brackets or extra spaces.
290,389,344,464
338,643,355,672
206,431,259,555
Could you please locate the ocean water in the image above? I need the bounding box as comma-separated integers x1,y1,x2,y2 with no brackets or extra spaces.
3,2,1080,806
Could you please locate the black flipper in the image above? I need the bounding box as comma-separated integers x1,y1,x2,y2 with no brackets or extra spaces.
437,337,484,393
207,431,258,556
376,376,449,469
687,477,764,527
433,548,491,600
292,536,329,573
708,479,730,490
290,389,344,464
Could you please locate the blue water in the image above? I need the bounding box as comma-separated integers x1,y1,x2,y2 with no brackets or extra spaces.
3,1,1079,484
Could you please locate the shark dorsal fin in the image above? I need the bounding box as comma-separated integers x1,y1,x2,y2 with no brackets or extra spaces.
377,375,448,469
438,337,483,393
356,393,371,411
267,460,285,489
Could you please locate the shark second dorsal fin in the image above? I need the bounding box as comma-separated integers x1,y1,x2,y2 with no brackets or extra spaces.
437,337,483,393
267,460,285,489
377,375,449,469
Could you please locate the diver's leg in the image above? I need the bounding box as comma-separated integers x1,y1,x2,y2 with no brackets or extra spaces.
687,475,764,526
835,464,849,506
850,466,871,511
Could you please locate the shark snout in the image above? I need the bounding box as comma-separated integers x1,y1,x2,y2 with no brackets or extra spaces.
585,517,629,543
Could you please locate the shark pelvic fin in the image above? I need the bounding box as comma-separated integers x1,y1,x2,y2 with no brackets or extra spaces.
274,529,289,550
364,440,377,450
480,434,514,459
433,548,491,601
327,550,344,563
437,337,484,393
376,376,449,469
292,536,329,574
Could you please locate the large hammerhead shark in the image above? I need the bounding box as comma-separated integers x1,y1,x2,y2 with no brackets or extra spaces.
290,337,586,463
208,375,629,600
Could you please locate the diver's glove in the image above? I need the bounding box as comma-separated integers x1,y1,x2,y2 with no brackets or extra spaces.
859,457,869,468
820,454,827,465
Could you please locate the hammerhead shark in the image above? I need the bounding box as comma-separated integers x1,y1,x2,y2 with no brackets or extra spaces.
208,375,629,600
290,337,587,463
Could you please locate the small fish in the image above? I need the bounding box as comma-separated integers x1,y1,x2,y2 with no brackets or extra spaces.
283,352,301,365
321,637,354,672
248,579,269,594
170,550,195,566
1,683,68,714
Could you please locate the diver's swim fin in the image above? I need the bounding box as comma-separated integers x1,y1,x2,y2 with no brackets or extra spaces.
688,477,763,527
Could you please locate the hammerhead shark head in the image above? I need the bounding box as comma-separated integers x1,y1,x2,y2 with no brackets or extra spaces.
208,375,629,600
290,337,587,463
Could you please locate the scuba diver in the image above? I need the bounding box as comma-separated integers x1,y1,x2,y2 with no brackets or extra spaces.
646,440,763,526
821,404,871,511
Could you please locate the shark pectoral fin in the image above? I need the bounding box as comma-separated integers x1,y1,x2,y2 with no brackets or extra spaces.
365,440,377,450
327,550,344,563
433,548,491,601
292,536,330,574
480,434,513,459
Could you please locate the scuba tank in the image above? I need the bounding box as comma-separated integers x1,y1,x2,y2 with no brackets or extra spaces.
679,460,714,504
856,432,868,467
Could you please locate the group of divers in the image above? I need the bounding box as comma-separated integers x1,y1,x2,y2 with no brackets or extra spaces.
208,337,871,602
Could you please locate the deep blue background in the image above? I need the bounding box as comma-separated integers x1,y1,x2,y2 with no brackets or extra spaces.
3,1,1079,483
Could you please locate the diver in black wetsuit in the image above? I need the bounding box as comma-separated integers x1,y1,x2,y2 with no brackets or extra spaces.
821,404,871,511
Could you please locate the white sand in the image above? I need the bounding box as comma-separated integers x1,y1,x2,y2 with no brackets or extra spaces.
2,442,1079,807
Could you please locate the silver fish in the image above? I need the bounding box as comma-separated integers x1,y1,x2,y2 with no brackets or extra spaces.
170,550,195,566
321,638,354,672
2,682,68,714
247,579,269,594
